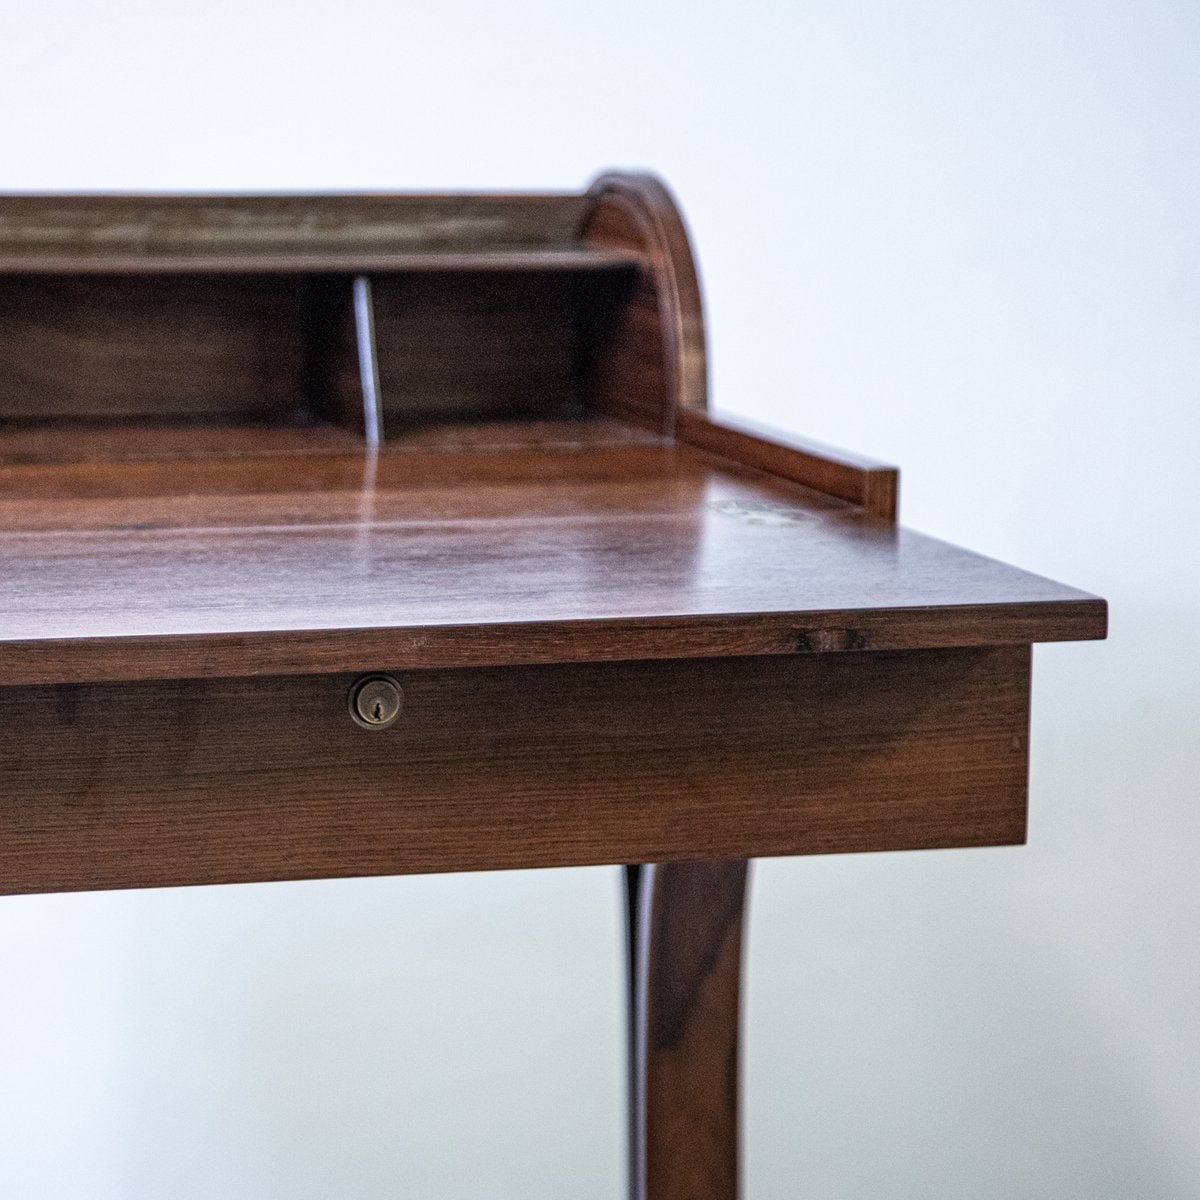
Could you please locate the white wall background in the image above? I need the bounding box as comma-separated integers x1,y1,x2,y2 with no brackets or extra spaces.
0,2,1196,1196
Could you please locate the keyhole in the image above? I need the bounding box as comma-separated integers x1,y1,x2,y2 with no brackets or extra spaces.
349,675,403,729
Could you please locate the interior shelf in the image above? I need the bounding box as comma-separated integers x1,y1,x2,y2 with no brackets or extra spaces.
0,182,1105,689
0,246,645,275
0,256,643,437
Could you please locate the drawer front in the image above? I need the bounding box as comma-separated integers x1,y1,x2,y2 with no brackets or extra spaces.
0,647,1029,895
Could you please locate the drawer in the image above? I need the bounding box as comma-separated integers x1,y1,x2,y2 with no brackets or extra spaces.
0,647,1030,895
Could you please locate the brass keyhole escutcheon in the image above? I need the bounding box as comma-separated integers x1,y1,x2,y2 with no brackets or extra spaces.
349,675,403,730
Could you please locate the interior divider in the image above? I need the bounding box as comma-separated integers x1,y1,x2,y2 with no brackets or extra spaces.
352,275,384,447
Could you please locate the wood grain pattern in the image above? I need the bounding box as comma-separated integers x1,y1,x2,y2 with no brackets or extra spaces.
0,178,920,519
0,413,662,467
0,265,643,432
0,274,307,421
678,409,900,522
0,194,596,267
0,177,1108,1200
0,646,1031,895
0,419,374,465
369,271,588,426
627,860,748,1200
0,248,645,275
0,421,1104,685
579,172,707,433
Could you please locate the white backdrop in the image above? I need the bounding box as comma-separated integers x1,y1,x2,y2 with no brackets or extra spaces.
1,2,1196,1196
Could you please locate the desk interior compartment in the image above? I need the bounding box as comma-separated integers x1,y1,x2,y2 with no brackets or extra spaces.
0,261,650,449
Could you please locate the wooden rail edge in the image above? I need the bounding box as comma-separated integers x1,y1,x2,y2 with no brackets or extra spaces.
675,409,899,521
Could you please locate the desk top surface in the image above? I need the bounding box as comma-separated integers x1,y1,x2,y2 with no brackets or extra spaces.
0,416,1104,685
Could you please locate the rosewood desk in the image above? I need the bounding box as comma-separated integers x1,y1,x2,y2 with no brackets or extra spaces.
0,174,1106,1199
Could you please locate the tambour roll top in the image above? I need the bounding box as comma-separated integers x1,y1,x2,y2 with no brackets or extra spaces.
0,174,702,443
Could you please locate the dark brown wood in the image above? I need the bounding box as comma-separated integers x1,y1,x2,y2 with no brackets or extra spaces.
0,411,658,467
0,194,596,268
0,269,645,431
0,176,1106,1198
627,860,748,1200
0,248,648,276
677,409,900,522
579,172,707,433
370,270,586,426
0,418,371,464
0,274,307,421
0,646,1030,895
0,248,644,275
303,276,370,436
625,861,647,1200
0,419,1102,685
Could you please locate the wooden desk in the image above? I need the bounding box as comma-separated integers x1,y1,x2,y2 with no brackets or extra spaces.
0,174,1105,1199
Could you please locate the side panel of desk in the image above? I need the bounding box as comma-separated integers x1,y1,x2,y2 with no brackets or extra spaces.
0,646,1030,895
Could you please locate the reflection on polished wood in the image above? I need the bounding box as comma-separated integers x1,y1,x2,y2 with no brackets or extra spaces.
0,416,1100,684
0,173,1104,1199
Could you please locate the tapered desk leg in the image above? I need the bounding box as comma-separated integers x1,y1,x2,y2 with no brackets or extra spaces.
625,860,750,1200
